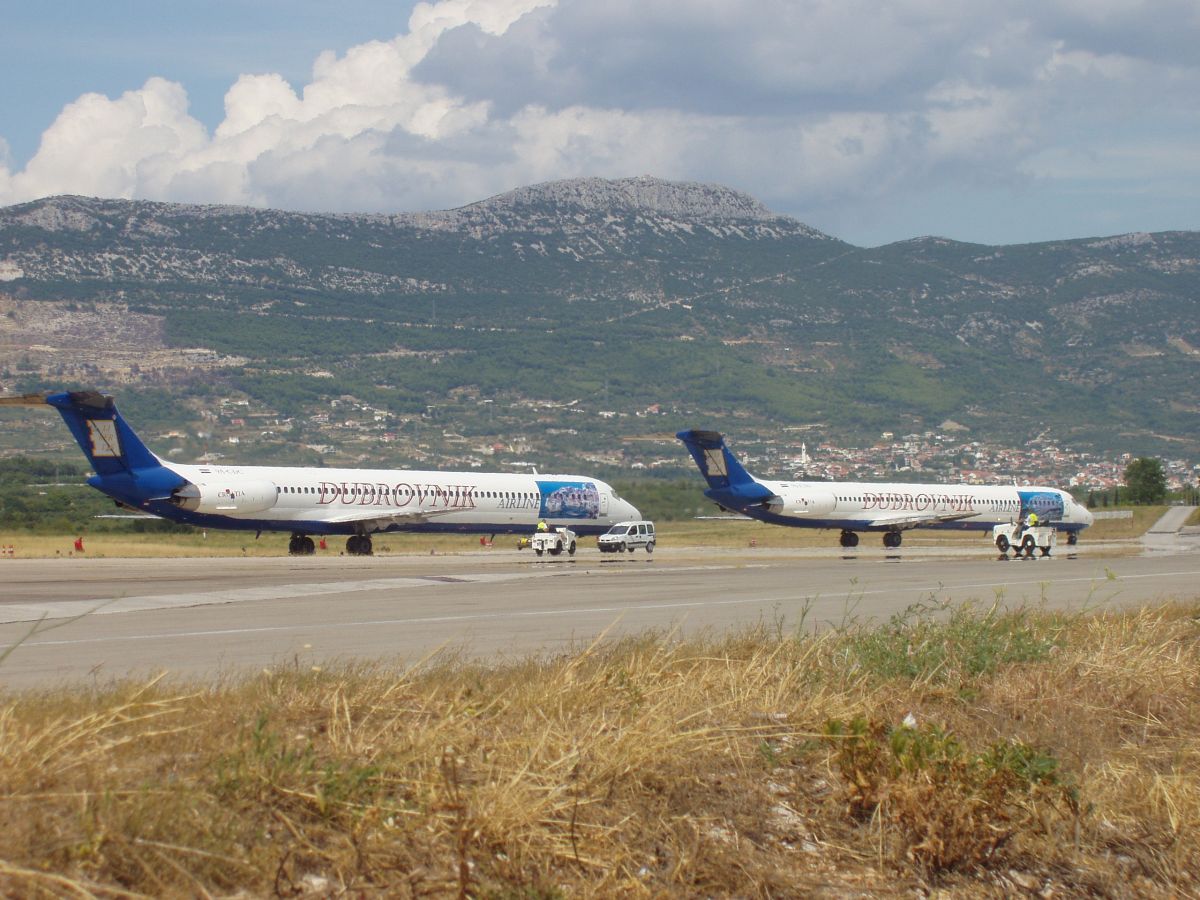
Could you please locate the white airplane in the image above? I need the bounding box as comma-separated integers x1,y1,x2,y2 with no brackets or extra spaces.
2,391,640,555
677,429,1093,548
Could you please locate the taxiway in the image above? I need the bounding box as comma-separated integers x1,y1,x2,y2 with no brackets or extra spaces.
1,543,1197,690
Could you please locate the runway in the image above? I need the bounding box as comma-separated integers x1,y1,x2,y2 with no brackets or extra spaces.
1,544,1198,689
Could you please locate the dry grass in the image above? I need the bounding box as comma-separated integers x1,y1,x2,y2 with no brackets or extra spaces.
0,507,1155,560
0,523,925,559
2,600,1199,896
0,530,524,559
1086,506,1170,541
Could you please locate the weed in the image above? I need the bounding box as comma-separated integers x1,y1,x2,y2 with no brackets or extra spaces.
824,715,1082,875
837,598,1062,685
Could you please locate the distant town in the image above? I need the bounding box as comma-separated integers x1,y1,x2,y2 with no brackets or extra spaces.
30,392,1187,495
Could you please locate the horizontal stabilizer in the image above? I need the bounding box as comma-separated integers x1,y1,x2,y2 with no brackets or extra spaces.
0,393,50,407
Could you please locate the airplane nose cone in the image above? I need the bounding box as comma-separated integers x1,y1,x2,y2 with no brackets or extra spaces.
623,499,641,520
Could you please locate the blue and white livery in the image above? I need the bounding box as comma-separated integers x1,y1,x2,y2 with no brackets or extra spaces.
8,391,640,555
677,429,1092,549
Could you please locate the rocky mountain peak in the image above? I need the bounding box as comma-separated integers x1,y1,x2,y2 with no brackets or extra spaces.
468,176,781,222
5,195,107,233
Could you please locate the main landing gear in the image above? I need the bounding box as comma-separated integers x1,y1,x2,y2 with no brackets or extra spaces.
346,534,373,556
839,530,903,549
291,532,373,555
288,533,316,555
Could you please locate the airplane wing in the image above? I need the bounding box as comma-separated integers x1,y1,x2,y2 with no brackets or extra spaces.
320,506,463,530
863,511,978,530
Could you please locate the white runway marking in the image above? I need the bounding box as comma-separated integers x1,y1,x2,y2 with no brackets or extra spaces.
0,564,742,625
23,567,1197,649
0,572,548,625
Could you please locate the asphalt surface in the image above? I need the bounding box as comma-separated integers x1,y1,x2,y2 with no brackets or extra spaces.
1,536,1197,690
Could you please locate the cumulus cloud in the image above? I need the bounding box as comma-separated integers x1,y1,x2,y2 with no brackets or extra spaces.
0,0,554,209
0,0,1197,243
9,78,209,202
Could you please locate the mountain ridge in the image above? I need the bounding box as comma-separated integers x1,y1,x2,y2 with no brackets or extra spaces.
5,182,1188,249
1,177,1197,466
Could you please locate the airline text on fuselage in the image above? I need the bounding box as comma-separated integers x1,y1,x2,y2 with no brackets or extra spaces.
317,481,480,509
859,491,977,513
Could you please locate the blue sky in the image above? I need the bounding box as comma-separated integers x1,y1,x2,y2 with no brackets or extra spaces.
2,0,1198,247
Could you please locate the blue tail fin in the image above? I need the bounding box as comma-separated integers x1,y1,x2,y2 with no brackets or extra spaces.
45,391,161,475
676,429,762,490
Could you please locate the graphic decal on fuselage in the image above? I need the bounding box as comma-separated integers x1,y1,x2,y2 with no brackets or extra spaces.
538,480,600,519
1018,490,1065,521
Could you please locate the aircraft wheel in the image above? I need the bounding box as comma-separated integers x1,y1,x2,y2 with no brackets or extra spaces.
302,536,315,555
646,541,654,553
839,531,859,548
883,531,901,549
346,534,373,556
1067,531,1078,546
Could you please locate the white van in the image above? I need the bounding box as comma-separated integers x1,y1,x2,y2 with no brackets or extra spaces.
597,520,656,553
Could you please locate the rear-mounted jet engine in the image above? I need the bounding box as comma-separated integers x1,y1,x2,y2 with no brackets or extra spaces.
171,478,279,514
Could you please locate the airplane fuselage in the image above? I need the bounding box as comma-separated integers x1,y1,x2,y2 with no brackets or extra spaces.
12,390,640,555
676,429,1093,549
104,459,637,537
715,477,1092,533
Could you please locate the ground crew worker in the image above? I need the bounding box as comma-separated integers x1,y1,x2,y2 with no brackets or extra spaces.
1025,510,1038,529
537,519,549,532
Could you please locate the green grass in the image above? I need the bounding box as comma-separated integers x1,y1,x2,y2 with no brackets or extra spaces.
835,599,1062,684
